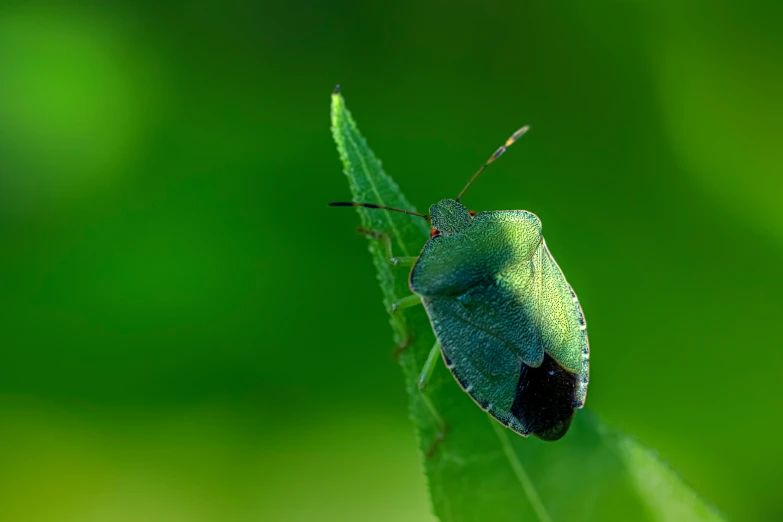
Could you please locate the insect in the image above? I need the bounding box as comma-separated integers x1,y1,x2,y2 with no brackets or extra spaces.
330,126,589,441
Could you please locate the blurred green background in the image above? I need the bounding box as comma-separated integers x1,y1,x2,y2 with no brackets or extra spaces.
0,1,781,521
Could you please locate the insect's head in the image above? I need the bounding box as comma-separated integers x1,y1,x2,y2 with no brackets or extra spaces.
430,124,529,238
429,199,472,237
329,125,529,239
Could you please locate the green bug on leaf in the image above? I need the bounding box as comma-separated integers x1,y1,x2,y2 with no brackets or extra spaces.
330,126,589,441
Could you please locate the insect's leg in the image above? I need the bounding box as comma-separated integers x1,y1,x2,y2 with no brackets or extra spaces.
418,339,441,390
417,340,449,457
392,256,418,266
358,227,417,266
391,294,422,313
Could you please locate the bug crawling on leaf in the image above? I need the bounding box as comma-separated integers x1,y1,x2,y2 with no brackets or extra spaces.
331,126,589,442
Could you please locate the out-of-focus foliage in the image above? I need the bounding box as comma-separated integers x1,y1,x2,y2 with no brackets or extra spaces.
0,1,781,521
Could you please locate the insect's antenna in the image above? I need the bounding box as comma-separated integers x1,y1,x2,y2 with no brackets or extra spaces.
329,202,429,220
456,125,530,202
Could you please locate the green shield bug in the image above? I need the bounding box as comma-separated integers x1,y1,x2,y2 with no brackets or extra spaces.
330,126,589,442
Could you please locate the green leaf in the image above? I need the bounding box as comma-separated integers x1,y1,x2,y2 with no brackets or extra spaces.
330,88,725,522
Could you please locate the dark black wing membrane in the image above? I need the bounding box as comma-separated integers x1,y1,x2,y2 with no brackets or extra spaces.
509,354,579,441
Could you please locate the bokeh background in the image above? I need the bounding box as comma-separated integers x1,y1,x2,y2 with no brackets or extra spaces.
0,1,781,521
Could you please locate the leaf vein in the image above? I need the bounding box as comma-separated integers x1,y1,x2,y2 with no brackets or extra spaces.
490,419,553,522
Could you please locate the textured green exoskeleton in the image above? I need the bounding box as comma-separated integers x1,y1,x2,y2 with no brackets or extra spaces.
331,124,589,441
414,199,589,440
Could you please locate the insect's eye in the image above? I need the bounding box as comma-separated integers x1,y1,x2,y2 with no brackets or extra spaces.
469,210,477,217
430,229,440,238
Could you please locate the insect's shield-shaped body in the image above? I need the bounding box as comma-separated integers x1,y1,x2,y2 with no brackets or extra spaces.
330,121,589,441
411,199,589,441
